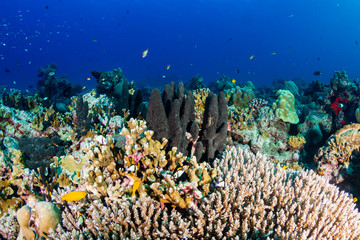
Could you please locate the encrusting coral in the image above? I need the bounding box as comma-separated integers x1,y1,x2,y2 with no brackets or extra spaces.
315,123,360,184
45,147,360,239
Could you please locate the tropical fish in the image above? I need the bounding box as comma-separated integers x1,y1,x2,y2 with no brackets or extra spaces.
354,197,358,203
61,191,87,201
166,64,170,70
249,55,254,60
132,181,141,196
313,71,323,76
215,181,225,188
87,77,91,80
82,86,86,90
232,79,236,83
173,169,185,179
128,88,135,95
125,165,138,172
271,52,276,55
282,165,288,170
142,49,149,58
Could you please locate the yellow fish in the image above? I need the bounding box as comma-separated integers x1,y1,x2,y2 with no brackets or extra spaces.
132,181,141,196
82,86,86,90
166,64,171,70
354,197,358,203
271,52,276,55
249,55,254,60
142,49,149,58
61,191,87,201
87,77,91,81
232,79,236,83
282,165,288,170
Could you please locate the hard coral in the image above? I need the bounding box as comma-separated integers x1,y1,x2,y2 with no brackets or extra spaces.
272,90,299,124
314,123,360,183
287,134,306,150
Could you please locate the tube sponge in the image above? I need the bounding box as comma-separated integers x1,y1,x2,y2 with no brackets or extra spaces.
272,90,299,124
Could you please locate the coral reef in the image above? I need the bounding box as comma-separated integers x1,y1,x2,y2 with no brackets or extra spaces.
92,67,147,118
44,147,360,239
146,82,227,162
37,63,82,112
314,123,360,184
2,66,360,239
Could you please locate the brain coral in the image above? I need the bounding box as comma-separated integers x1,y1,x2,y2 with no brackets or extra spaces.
272,89,299,124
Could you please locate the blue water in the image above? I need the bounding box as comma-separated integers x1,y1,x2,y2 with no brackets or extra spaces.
1,0,360,91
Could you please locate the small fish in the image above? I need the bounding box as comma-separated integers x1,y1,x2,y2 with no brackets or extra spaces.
195,44,197,48
173,170,185,179
61,191,87,201
236,68,240,74
282,165,288,170
166,64,170,70
4,68,10,73
227,38,232,42
48,71,55,76
45,5,49,9
82,86,86,90
132,181,141,196
87,77,91,80
13,81,16,84
285,81,287,84
142,49,149,58
271,52,276,55
92,39,97,42
354,197,358,203
249,55,254,60
125,165,138,172
317,57,320,61
215,181,225,188
288,14,294,18
232,79,236,84
313,71,323,76
356,40,359,45
128,88,135,95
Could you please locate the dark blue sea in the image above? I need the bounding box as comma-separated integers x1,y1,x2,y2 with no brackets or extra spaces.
1,0,360,91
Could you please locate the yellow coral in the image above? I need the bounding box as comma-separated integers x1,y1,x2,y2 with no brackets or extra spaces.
192,88,210,124
288,135,306,149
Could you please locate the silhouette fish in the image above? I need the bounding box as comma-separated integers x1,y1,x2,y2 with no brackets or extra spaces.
313,71,323,76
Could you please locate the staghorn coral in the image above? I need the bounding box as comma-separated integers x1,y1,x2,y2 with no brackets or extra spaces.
46,146,360,239
314,123,360,184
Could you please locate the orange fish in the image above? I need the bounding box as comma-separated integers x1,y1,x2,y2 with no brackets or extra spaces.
142,49,149,58
166,64,170,70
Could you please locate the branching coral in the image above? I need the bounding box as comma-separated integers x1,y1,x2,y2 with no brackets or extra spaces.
82,118,216,209
45,147,360,239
